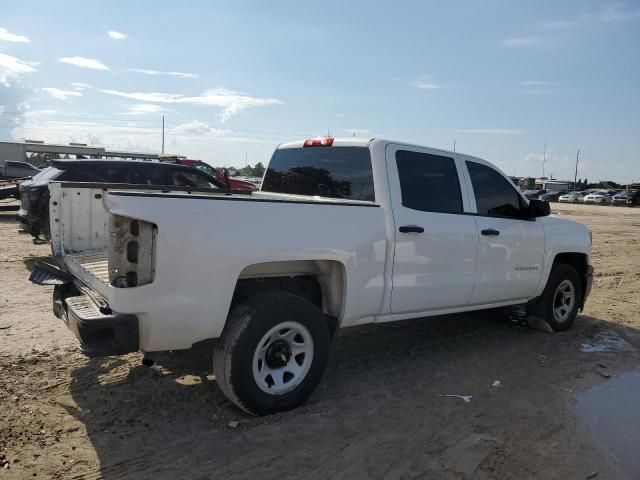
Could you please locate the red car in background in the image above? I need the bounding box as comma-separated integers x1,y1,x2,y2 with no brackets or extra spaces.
160,156,257,191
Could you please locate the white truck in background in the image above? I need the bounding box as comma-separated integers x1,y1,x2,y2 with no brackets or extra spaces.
31,137,593,415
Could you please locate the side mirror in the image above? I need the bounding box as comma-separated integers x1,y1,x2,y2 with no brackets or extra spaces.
526,198,551,218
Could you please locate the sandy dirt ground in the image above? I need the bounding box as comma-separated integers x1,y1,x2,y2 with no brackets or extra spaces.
1,201,639,479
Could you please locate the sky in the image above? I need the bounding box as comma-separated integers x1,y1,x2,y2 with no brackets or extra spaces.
0,0,639,183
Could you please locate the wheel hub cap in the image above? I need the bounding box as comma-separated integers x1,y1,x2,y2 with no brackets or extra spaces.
252,321,314,395
553,279,576,323
265,340,292,369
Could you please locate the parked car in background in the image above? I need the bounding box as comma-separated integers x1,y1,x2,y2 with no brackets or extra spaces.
558,191,586,204
18,159,226,242
539,190,568,202
159,156,257,191
0,160,41,179
583,190,614,205
612,189,640,207
523,189,547,199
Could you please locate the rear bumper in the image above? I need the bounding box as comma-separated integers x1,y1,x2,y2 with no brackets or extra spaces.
61,292,139,357
30,262,139,357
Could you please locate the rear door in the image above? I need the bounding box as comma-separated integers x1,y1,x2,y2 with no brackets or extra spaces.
462,160,544,304
386,145,478,314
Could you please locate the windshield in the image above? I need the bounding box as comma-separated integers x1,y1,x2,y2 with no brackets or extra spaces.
262,147,375,201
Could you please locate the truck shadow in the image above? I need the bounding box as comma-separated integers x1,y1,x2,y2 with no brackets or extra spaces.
65,312,640,479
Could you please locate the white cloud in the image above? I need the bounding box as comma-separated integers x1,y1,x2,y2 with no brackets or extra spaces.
125,104,173,115
0,27,29,43
521,80,553,86
502,37,541,48
455,129,524,135
415,82,443,89
10,117,275,155
70,82,93,90
129,68,198,79
0,53,37,86
100,87,282,122
171,120,226,137
544,4,640,29
107,30,127,40
41,87,83,100
169,121,277,145
597,4,640,22
11,118,160,151
59,56,109,71
413,74,443,89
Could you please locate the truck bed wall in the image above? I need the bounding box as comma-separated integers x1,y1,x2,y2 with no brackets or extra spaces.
50,183,389,351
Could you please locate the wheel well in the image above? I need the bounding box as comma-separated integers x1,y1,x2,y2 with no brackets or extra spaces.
231,260,345,337
553,252,588,299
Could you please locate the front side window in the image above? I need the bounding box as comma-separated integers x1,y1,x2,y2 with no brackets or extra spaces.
467,161,523,218
262,147,374,201
395,150,463,214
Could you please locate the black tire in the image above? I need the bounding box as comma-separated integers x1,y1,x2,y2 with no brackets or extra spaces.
213,291,330,416
527,263,582,331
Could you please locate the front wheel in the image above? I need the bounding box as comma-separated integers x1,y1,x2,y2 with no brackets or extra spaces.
213,291,330,416
527,263,582,331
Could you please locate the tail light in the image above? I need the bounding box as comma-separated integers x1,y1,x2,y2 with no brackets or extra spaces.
109,215,156,288
303,137,334,147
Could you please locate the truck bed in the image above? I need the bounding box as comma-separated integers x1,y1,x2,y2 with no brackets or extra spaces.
65,249,109,288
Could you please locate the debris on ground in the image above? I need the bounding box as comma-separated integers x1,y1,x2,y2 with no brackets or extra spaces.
227,420,239,429
491,380,503,388
439,394,473,403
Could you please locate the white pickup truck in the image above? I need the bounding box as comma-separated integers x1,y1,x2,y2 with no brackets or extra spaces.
31,138,593,415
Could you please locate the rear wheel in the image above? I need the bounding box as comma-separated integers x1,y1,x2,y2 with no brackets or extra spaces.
527,263,582,331
214,291,330,416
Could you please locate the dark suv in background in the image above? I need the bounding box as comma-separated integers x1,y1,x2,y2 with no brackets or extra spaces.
612,189,640,207
18,160,225,242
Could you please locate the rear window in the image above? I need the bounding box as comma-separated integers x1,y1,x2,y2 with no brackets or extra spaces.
261,147,375,201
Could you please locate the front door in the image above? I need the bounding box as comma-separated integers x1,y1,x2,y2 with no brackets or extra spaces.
463,160,544,304
386,145,479,314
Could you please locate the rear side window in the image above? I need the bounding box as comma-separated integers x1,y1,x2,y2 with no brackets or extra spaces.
262,147,375,201
467,161,523,217
129,167,167,185
395,150,463,214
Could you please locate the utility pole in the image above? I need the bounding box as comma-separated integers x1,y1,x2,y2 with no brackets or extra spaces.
542,142,546,178
453,140,456,152
574,149,580,188
161,115,165,154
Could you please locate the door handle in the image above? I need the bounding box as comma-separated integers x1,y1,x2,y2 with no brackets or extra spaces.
399,225,424,234
481,228,500,236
